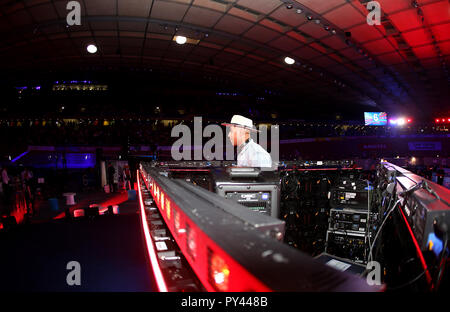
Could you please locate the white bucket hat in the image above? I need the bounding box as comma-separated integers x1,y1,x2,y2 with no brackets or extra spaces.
222,115,259,132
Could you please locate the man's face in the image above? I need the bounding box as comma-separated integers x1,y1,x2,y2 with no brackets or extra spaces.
228,126,239,146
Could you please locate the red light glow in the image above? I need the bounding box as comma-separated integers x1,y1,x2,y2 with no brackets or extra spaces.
210,253,230,291
398,205,433,288
186,224,197,261
137,170,168,292
73,209,85,218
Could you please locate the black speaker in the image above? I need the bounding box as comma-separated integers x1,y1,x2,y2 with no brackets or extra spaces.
85,206,99,218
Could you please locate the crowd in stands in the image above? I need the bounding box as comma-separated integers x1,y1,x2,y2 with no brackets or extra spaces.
0,118,448,153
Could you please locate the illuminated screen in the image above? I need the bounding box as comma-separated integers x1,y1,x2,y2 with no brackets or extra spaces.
364,112,387,126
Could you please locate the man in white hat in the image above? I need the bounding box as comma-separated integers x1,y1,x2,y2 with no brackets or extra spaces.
222,115,272,168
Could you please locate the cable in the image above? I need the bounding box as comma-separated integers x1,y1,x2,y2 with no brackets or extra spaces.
387,270,428,291
366,180,371,262
387,236,448,291
368,198,402,263
434,233,448,291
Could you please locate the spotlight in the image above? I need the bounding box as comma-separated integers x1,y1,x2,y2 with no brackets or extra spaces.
331,29,337,35
286,3,293,9
411,0,419,8
175,36,187,45
324,25,330,31
306,15,313,20
296,9,303,14
390,117,409,126
314,19,321,24
87,44,97,54
284,56,295,65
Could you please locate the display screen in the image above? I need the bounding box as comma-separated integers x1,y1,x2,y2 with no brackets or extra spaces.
364,112,387,126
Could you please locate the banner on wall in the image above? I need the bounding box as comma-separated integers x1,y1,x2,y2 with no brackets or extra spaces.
408,142,442,151
358,143,390,150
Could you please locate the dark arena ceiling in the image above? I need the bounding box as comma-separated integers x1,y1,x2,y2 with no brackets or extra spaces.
0,0,449,118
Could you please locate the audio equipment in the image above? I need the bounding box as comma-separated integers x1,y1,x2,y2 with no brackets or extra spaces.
212,167,281,218
379,163,450,251
325,230,368,264
330,180,373,210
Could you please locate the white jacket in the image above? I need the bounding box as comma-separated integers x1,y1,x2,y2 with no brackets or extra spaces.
237,139,272,168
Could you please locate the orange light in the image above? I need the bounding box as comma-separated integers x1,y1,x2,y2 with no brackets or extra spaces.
161,192,165,211
174,209,180,233
156,186,160,204
210,253,230,291
166,198,171,220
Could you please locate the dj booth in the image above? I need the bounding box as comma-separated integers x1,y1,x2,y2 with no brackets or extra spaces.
137,160,450,292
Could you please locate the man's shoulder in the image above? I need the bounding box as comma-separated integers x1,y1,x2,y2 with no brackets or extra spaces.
250,140,271,155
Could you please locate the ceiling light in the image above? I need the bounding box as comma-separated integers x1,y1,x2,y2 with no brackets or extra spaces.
296,9,303,14
87,44,97,54
324,25,330,31
306,15,313,20
175,36,187,45
286,3,293,9
331,29,337,35
284,57,295,65
314,19,321,24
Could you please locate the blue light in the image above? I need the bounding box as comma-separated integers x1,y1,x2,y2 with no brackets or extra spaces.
262,193,269,200
11,150,30,163
427,233,443,257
